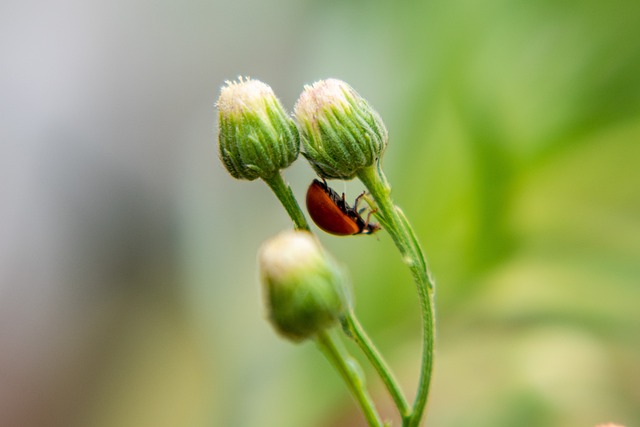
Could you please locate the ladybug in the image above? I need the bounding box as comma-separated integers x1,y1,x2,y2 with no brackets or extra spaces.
306,179,380,236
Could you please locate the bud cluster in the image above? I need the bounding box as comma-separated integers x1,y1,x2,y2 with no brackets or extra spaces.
216,77,387,181
214,76,436,427
216,77,387,339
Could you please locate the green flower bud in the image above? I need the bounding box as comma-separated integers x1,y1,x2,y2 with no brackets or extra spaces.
217,77,299,181
294,79,388,180
259,230,351,342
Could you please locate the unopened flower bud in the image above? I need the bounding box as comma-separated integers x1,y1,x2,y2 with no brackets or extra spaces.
217,77,299,181
294,79,388,179
259,231,351,342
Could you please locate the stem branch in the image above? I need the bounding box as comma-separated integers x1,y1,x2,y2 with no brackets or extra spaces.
343,311,411,423
263,173,310,231
316,329,384,427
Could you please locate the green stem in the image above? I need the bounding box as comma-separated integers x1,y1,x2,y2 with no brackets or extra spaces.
357,164,435,427
342,311,411,423
263,173,310,231
316,329,384,427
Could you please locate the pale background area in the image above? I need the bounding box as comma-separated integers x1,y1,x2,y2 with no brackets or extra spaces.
1,0,639,426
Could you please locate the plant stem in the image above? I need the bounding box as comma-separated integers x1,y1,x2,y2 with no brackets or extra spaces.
342,311,411,423
263,173,310,231
316,329,384,427
357,164,436,427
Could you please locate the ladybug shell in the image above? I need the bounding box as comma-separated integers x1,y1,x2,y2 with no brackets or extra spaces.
306,179,377,236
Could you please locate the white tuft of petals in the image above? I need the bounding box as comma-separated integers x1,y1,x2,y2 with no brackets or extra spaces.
259,231,322,285
294,78,353,125
217,77,275,117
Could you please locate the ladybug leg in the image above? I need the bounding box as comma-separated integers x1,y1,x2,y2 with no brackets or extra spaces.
364,208,378,227
353,191,366,211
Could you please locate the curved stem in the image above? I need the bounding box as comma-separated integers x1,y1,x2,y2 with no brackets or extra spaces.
342,311,411,423
316,329,384,427
357,164,436,427
263,173,310,231
409,290,434,427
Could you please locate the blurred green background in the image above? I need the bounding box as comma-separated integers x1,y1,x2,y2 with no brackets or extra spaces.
1,0,639,426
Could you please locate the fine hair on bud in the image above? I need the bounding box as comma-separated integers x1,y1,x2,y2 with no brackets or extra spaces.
294,78,388,180
217,77,300,181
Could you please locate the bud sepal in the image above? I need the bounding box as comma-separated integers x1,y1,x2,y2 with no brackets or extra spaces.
217,77,299,181
294,79,388,180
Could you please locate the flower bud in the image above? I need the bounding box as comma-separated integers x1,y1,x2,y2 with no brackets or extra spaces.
294,79,388,179
217,77,299,181
259,230,351,342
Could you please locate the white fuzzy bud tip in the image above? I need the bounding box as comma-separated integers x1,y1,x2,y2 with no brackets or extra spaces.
294,78,352,124
259,231,322,284
217,77,275,117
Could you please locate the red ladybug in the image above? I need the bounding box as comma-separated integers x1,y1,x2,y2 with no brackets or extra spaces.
306,179,380,236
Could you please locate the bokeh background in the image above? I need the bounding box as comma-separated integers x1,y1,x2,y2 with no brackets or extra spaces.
1,0,639,426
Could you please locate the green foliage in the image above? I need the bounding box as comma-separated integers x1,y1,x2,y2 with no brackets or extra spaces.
347,1,640,425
